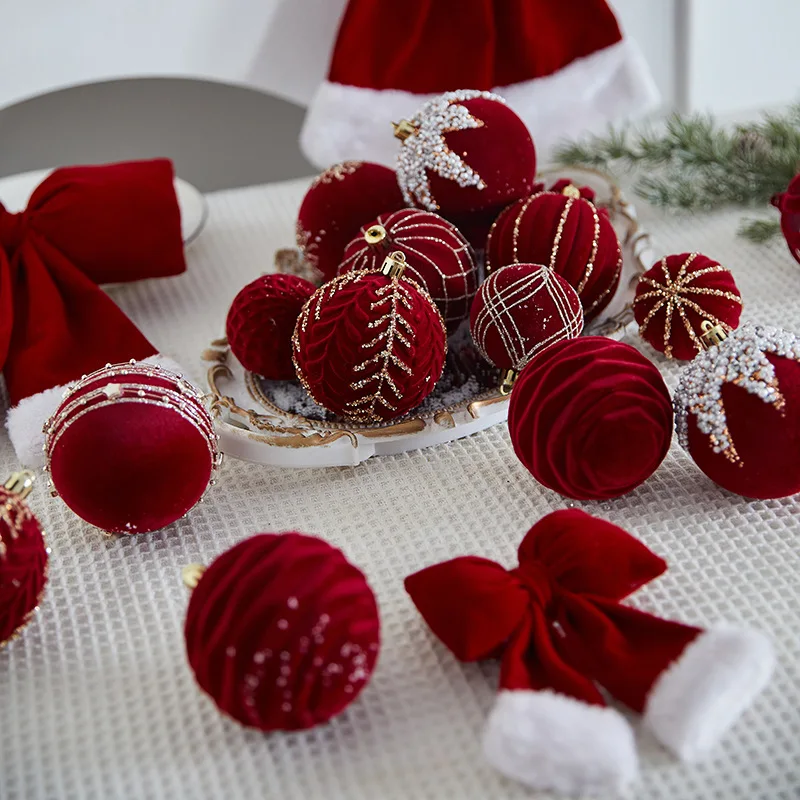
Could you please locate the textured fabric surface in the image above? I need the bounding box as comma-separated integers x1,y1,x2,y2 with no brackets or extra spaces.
0,176,798,799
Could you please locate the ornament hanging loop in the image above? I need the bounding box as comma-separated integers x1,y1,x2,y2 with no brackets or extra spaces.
380,250,407,279
4,471,35,500
364,224,388,247
392,119,418,142
182,563,207,590
700,320,728,349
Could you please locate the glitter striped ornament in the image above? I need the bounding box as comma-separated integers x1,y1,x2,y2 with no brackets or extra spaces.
339,208,477,332
470,264,584,380
485,182,622,322
633,253,743,360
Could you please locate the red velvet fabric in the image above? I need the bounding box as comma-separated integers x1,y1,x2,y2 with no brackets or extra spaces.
339,208,477,332
296,162,405,282
0,487,48,645
422,97,536,246
0,160,185,404
329,0,623,91
685,354,800,499
470,264,583,371
48,366,214,534
485,185,622,321
185,532,380,731
508,337,673,500
226,274,316,380
771,173,800,265
633,253,742,361
405,509,700,713
293,271,447,423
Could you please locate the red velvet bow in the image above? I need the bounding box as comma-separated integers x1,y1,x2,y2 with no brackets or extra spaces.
0,159,186,405
405,509,701,713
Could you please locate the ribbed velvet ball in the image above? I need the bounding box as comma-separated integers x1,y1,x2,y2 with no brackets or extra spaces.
508,337,673,500
771,173,800,266
184,533,380,731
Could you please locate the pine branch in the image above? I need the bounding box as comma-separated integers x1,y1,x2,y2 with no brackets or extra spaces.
738,218,783,243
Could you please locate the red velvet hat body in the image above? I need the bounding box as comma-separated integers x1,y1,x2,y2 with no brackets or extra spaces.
296,162,406,282
485,185,622,321
633,253,743,361
508,337,673,500
771,173,800,265
292,271,447,423
396,92,536,247
470,264,583,372
0,486,48,645
226,274,316,379
339,208,477,332
46,364,217,534
184,532,380,731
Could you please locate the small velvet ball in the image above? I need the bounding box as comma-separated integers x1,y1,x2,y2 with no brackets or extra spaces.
485,182,622,322
293,270,447,423
633,253,743,361
470,264,583,372
0,480,48,646
184,532,380,731
771,173,800,265
675,324,800,499
296,161,406,282
396,90,536,247
508,337,673,501
45,362,219,534
226,274,316,379
339,208,477,332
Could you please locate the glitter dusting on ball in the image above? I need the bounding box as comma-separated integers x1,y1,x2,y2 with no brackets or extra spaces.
184,532,380,732
675,323,800,498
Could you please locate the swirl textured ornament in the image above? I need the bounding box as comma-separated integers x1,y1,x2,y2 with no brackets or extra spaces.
292,268,447,423
674,323,800,499
184,532,380,731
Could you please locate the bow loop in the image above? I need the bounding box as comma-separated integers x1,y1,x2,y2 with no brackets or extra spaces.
0,204,26,256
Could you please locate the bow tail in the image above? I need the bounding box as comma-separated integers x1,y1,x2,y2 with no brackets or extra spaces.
557,594,774,761
0,251,15,370
483,606,638,796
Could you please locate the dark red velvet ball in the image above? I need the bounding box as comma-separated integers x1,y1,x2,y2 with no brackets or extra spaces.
485,182,622,321
396,91,536,247
633,253,743,361
470,264,583,372
297,161,406,281
45,362,218,534
339,208,477,332
293,270,447,423
226,274,316,379
675,324,800,499
184,532,380,731
771,173,800,265
509,337,673,500
0,480,48,646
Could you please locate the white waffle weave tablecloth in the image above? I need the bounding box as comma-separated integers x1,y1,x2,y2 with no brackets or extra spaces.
1,178,798,800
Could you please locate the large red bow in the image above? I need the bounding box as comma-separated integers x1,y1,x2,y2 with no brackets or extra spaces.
0,159,186,406
405,509,700,712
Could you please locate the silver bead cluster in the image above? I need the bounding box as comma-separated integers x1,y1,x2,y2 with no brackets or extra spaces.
396,90,505,212
674,323,800,461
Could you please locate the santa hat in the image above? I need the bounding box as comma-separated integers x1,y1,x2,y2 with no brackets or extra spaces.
0,160,187,468
300,0,659,169
405,510,775,796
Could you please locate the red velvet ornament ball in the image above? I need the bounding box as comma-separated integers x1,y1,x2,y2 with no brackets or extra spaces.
675,323,800,499
292,265,447,423
509,337,673,500
0,473,47,646
45,362,219,534
470,264,583,373
184,532,380,731
633,253,743,361
226,274,316,379
339,208,477,332
485,181,622,321
395,90,536,247
771,173,800,265
296,161,406,281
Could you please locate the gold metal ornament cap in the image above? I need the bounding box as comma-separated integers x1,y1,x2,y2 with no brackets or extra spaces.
380,250,408,279
4,471,35,500
365,225,388,246
499,369,518,396
561,184,582,199
392,119,418,142
700,319,728,349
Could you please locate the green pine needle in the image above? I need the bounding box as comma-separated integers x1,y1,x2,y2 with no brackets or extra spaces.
738,218,783,243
